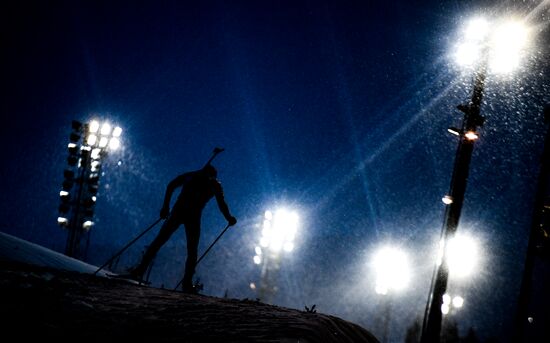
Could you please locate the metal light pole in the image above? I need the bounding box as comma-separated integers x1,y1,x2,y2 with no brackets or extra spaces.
58,119,122,259
421,64,486,343
258,250,281,303
372,245,410,343
421,17,530,342
252,209,299,303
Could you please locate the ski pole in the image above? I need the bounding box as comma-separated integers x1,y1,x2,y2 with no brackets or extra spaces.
174,223,232,290
93,217,163,275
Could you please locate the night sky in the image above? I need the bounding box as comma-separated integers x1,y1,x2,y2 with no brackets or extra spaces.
1,1,549,342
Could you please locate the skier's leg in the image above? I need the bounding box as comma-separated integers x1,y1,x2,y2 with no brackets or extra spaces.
131,214,180,278
182,217,201,292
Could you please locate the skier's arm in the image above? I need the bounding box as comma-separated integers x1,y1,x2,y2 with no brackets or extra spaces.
160,174,189,218
213,181,237,226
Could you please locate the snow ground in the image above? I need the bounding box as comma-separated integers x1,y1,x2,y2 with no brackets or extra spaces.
0,231,112,276
0,231,380,342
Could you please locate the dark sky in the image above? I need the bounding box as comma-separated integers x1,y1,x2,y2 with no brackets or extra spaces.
1,1,549,342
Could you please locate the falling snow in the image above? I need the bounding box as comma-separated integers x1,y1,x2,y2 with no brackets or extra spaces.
1,1,549,342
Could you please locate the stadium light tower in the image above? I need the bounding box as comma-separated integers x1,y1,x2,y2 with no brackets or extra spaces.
251,208,299,303
58,119,122,260
372,245,411,343
422,16,530,343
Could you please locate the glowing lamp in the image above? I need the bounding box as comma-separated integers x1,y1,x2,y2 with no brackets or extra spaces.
82,221,94,230
100,123,111,136
109,137,120,150
453,296,464,308
464,131,479,140
253,255,261,264
372,246,411,295
87,134,97,146
454,17,530,74
98,137,109,148
112,126,122,137
89,120,100,133
447,127,461,136
442,195,454,205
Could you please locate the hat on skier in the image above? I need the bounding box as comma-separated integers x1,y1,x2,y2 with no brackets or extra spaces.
202,164,217,178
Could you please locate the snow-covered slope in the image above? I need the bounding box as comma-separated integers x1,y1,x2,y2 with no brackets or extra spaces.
0,231,112,277
0,231,380,342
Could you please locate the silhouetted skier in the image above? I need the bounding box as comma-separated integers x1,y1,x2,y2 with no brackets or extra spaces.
127,164,237,293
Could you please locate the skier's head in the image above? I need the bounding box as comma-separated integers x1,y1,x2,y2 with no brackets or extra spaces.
202,164,217,179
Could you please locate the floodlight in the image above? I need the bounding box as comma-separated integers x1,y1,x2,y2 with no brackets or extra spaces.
489,20,529,73
91,148,101,160
100,123,111,136
464,17,490,42
253,255,261,264
455,42,482,67
454,16,530,74
268,209,299,253
446,234,479,277
283,242,294,252
82,221,94,229
89,120,100,133
112,126,122,137
372,246,411,294
109,137,120,150
99,137,109,148
271,240,283,252
90,161,101,173
440,293,465,315
68,143,78,155
255,207,300,304
452,296,464,308
454,18,489,67
443,293,451,304
60,192,70,203
87,134,97,146
259,208,299,253
57,217,69,226
447,127,461,136
464,131,479,140
89,173,100,184
375,284,388,296
442,195,454,205
80,146,90,158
